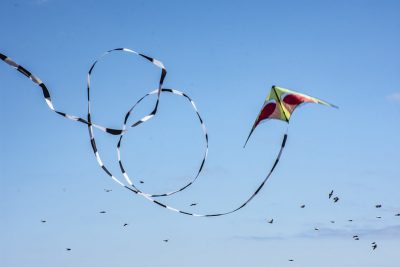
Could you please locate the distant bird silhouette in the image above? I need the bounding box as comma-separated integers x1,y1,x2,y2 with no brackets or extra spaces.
330,220,335,224
300,204,305,208
100,211,106,214
348,219,353,222
333,197,339,203
41,220,46,223
353,235,358,238
190,203,198,206
314,227,319,231
354,237,359,240
395,213,400,216
66,248,71,251
123,223,128,227
140,180,144,184
163,239,169,243
372,243,377,250
289,259,294,262
104,189,112,192
329,190,334,199
376,216,382,219
375,204,382,208
268,219,274,224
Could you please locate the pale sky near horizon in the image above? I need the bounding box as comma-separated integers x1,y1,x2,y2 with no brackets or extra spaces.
1,0,399,267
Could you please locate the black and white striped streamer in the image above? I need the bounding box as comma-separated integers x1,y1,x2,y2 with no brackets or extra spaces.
1,48,287,217
116,88,209,198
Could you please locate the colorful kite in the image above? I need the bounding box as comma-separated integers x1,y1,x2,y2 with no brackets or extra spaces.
244,85,338,147
0,49,336,217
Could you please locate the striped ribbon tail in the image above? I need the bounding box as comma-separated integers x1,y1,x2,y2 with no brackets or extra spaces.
1,49,287,218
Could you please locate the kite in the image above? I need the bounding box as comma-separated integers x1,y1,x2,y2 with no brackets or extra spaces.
0,48,336,217
244,85,338,147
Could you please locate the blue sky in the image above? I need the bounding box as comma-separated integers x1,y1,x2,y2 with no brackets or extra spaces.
1,0,399,266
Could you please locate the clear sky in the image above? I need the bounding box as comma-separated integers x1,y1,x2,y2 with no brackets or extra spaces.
1,0,399,266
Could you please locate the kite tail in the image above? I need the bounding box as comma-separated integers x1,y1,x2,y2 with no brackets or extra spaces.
2,48,290,218
0,49,166,135
243,127,255,148
124,131,288,217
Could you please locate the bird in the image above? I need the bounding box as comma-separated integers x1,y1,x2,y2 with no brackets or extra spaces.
330,220,335,223
395,213,400,216
123,223,128,227
376,216,382,219
328,190,334,199
372,243,377,250
190,203,198,206
375,204,382,208
140,180,144,184
300,204,305,208
99,211,106,214
41,220,46,223
268,219,274,224
163,239,169,243
289,259,294,262
354,237,359,240
333,196,339,203
314,227,320,231
104,189,112,192
66,248,71,251
353,235,359,238
348,219,353,222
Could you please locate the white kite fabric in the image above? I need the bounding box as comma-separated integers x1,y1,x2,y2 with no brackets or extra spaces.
1,48,288,217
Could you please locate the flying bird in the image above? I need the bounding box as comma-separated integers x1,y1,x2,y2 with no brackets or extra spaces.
268,219,274,224
376,216,382,219
163,239,169,243
375,204,382,208
99,211,106,214
372,243,377,250
140,180,144,184
41,220,46,223
289,259,294,262
330,220,335,224
190,203,198,206
348,219,353,222
329,190,334,199
66,248,71,251
314,227,319,231
123,223,128,227
300,204,305,208
333,197,339,203
104,189,112,192
395,213,400,216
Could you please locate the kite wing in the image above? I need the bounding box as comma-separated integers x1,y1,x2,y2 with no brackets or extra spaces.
244,85,337,147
